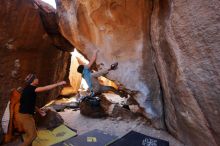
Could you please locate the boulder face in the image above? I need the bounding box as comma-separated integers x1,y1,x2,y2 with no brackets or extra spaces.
56,0,164,128
35,109,64,129
151,0,220,146
0,0,219,146
0,0,70,132
56,0,220,146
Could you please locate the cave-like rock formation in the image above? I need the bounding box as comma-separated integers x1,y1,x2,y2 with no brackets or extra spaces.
0,0,72,135
0,0,219,146
55,0,164,129
151,0,220,146
55,0,220,146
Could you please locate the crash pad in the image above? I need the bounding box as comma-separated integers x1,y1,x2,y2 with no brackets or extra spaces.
65,102,79,109
2,101,10,134
53,129,117,146
26,124,76,146
49,102,79,112
4,89,23,143
50,105,66,112
107,131,169,146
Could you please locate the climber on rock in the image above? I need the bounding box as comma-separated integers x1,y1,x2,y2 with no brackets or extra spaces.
76,49,126,97
18,73,66,146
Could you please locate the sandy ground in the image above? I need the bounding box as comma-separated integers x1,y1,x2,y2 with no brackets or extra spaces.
2,109,185,146
2,93,186,146
59,109,185,146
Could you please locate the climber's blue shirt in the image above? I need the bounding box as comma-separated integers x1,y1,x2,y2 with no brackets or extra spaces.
82,66,92,90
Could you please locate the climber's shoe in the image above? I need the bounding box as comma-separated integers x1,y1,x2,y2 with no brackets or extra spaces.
110,62,118,70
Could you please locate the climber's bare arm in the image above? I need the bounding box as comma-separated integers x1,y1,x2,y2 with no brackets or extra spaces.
35,81,66,93
86,50,99,69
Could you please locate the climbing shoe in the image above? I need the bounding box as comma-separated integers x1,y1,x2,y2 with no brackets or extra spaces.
110,62,118,70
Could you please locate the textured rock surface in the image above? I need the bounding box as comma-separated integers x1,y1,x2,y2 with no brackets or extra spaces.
0,0,219,146
151,0,220,146
56,0,164,129
0,0,70,132
80,95,111,118
35,109,64,129
56,0,220,146
34,0,74,52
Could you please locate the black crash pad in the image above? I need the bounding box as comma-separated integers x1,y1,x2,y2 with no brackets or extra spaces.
107,131,169,146
53,129,117,146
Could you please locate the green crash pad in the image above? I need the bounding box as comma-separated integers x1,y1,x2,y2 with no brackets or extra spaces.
23,125,77,146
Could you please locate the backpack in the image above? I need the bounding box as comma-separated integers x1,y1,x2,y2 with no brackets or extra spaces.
82,96,100,107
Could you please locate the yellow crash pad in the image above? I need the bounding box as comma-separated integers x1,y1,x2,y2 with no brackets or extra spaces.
24,125,76,146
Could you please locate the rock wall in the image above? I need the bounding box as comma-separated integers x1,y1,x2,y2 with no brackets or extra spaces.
56,0,220,146
56,0,164,128
0,0,71,133
0,0,219,146
151,0,220,146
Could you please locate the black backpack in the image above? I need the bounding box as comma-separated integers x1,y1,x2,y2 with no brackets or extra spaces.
82,96,100,107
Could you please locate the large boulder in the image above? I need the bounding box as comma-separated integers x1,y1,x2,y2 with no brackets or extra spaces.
56,0,164,129
0,0,219,146
151,0,220,146
55,0,220,146
35,109,64,129
79,95,112,118
0,0,71,133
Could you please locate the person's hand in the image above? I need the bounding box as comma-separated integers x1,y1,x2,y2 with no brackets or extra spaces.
57,81,66,86
38,109,46,117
